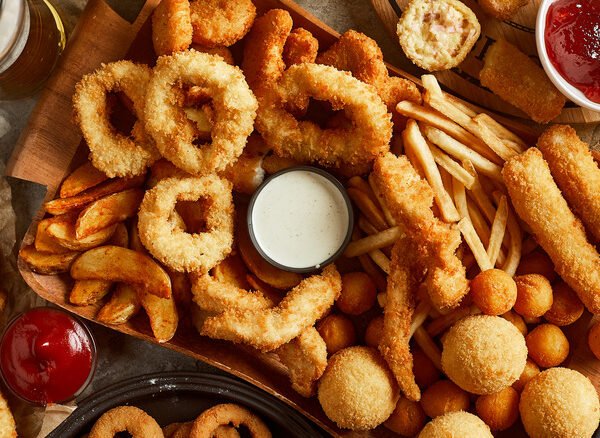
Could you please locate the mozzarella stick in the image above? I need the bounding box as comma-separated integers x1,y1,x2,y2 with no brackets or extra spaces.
503,148,600,313
537,125,600,243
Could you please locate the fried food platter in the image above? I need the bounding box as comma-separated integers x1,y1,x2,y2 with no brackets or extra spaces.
6,0,600,437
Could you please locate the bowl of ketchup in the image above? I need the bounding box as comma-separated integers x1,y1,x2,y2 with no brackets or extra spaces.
0,307,96,405
536,0,600,112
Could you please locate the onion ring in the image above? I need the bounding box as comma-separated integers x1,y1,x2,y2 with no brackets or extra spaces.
88,406,163,438
189,403,271,438
256,63,392,169
190,44,235,65
73,61,160,177
138,175,234,273
144,50,257,175
201,264,341,351
189,0,256,47
151,0,193,56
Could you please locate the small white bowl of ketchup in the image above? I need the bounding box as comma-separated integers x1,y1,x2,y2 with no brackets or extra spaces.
536,0,600,112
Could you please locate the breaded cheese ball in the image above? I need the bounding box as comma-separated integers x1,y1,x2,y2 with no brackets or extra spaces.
441,315,527,394
317,346,399,430
418,411,493,438
520,368,600,438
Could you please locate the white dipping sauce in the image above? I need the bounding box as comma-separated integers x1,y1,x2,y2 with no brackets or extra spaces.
251,169,350,270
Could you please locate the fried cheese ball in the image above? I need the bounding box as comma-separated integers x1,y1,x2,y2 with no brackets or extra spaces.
420,380,470,418
317,314,357,355
475,387,520,431
418,411,493,438
516,250,557,282
412,348,441,389
337,272,377,315
520,368,600,438
384,396,426,437
471,269,517,315
364,315,383,349
441,316,527,394
512,359,540,392
501,310,528,336
545,281,584,326
514,274,553,318
317,346,399,430
588,321,600,360
526,323,569,368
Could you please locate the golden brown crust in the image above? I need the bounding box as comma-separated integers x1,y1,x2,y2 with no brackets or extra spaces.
283,27,319,67
189,0,256,47
89,406,163,438
151,0,192,56
478,0,528,19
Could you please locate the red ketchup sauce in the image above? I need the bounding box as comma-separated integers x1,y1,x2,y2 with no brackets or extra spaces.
545,0,600,103
0,308,95,404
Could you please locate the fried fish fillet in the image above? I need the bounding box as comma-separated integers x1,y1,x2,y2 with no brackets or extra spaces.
503,148,600,314
371,153,468,311
537,125,600,243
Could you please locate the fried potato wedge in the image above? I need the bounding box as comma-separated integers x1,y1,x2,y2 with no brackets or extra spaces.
44,174,145,216
47,221,117,251
59,162,109,198
96,283,141,324
107,222,129,247
70,246,172,298
70,279,113,306
34,217,71,254
137,287,178,343
75,188,144,239
19,245,80,274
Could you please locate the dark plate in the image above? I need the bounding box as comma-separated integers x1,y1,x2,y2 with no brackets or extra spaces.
48,372,324,437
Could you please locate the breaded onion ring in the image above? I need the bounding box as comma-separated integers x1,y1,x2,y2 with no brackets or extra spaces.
201,264,342,351
144,50,257,175
89,406,163,438
73,61,160,177
189,403,271,438
257,63,392,169
138,176,234,273
151,0,193,56
189,0,256,47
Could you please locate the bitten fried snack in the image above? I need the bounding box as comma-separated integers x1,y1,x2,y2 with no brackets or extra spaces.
480,39,565,123
537,125,600,243
502,148,600,313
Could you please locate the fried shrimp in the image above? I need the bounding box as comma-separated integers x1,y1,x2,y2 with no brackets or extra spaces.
283,27,319,67
89,406,163,438
379,236,421,401
189,0,256,47
201,265,342,351
257,63,392,170
503,148,600,314
144,50,257,175
371,153,468,311
73,61,160,177
537,125,600,243
189,403,271,438
138,176,234,273
151,0,192,56
316,30,420,112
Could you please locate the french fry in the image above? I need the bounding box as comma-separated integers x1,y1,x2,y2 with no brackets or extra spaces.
358,215,382,236
348,176,380,210
413,326,442,370
493,192,522,276
463,161,497,223
368,173,396,226
59,162,109,198
410,300,431,337
487,195,508,266
347,187,388,231
70,280,112,306
96,283,141,324
452,176,470,220
458,217,493,271
403,120,460,223
421,124,503,182
426,305,476,337
429,143,475,189
352,228,387,291
421,74,443,99
473,114,526,151
344,226,404,258
369,249,391,274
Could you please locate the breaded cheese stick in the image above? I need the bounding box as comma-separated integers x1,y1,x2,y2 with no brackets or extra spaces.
503,148,600,314
537,125,600,243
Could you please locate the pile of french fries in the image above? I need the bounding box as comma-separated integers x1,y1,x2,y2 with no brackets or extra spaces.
343,75,533,370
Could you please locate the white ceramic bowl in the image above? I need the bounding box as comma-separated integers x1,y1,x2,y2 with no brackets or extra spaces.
535,0,600,113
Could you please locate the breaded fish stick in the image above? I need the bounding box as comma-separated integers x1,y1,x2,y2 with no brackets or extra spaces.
537,125,600,243
372,153,468,311
503,148,600,314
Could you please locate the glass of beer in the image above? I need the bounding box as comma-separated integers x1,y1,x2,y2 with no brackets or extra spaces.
0,0,67,100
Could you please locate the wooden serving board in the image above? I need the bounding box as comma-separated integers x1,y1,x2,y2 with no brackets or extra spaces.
5,0,599,437
370,0,600,125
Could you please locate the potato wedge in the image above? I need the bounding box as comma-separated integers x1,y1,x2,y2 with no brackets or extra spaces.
96,283,141,324
70,280,112,306
19,245,80,274
169,270,192,307
75,189,144,239
47,221,117,251
70,246,171,298
137,288,178,343
44,174,145,215
107,222,129,247
34,217,71,254
59,162,109,198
